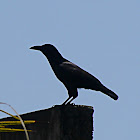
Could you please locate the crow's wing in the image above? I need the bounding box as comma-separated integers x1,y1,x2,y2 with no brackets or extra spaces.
57,61,102,89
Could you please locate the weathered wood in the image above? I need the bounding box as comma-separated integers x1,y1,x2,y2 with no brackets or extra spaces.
0,105,94,140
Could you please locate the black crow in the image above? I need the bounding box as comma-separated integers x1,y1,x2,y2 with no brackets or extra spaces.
30,44,118,105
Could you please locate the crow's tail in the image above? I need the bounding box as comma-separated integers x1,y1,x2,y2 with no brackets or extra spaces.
100,86,118,100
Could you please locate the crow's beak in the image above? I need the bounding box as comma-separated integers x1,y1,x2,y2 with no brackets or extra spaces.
30,46,41,50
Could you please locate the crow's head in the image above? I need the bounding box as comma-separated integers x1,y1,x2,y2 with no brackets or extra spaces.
30,44,63,60
30,44,56,52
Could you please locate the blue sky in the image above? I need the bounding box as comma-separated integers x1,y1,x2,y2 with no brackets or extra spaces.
0,0,140,139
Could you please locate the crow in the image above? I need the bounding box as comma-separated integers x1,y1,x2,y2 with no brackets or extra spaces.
30,44,118,105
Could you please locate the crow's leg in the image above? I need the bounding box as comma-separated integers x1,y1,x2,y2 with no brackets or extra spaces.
62,96,73,105
62,87,78,105
66,94,78,105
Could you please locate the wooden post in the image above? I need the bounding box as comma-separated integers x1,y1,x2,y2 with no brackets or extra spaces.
0,105,94,140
